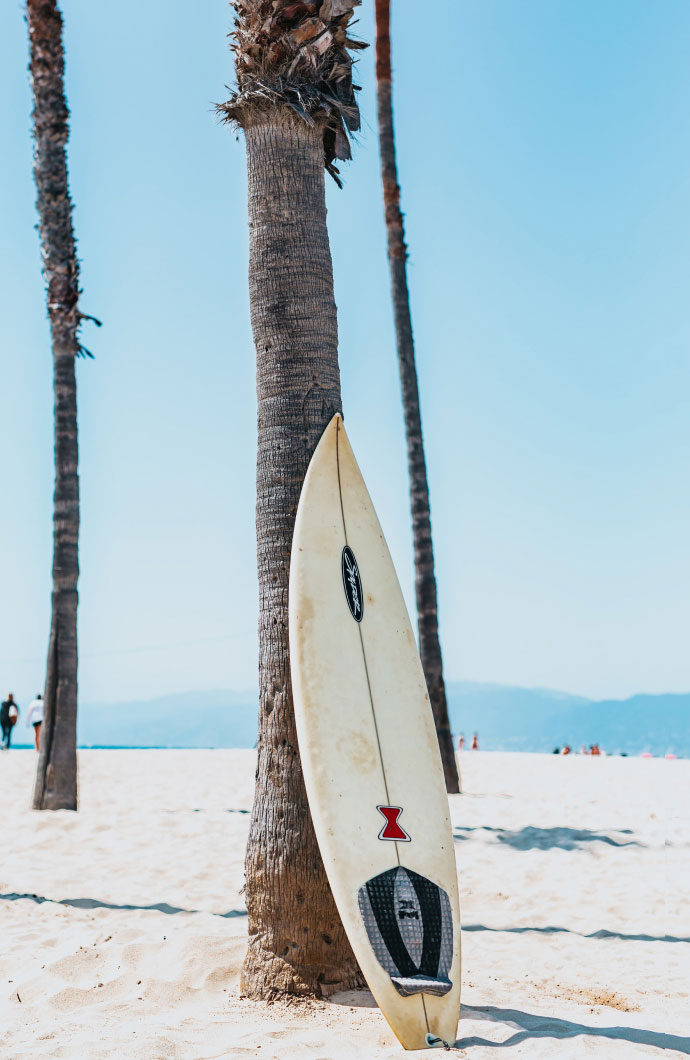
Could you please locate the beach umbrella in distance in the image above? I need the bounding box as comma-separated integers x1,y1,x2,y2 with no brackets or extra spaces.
374,0,459,793
217,1,366,998
26,0,97,810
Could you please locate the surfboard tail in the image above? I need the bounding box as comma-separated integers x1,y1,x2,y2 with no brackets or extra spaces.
357,866,454,999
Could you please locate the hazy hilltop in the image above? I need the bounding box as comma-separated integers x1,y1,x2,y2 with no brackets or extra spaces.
445,684,689,755
7,683,677,756
78,690,259,750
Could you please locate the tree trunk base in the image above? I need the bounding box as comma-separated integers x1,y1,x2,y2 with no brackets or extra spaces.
241,938,364,1000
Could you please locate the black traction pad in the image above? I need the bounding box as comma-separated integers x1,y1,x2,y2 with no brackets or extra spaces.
358,866,454,997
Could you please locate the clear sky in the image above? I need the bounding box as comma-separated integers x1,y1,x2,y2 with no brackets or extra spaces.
1,1,688,707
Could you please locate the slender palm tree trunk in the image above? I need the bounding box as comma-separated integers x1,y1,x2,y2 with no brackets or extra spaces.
222,0,366,998
374,0,459,794
27,0,80,811
240,117,363,998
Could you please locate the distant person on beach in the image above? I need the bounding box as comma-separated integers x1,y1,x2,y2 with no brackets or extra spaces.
458,734,465,751
1,694,19,749
561,744,571,755
471,733,479,751
26,694,44,751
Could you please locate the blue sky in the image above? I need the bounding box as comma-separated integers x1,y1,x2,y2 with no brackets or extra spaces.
0,0,688,706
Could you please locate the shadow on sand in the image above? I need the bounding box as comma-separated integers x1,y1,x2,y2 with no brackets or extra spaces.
328,988,378,1009
457,1004,690,1054
162,808,250,814
0,892,246,918
463,923,689,944
453,825,641,850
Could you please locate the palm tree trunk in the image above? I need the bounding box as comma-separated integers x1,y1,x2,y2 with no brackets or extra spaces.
221,0,366,1000
27,0,80,811
239,117,362,998
375,0,459,794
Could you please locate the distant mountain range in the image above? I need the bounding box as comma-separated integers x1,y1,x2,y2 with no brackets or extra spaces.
10,684,688,756
445,683,689,756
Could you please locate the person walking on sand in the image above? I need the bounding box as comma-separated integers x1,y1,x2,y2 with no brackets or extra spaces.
458,733,465,751
1,694,19,750
471,732,479,751
26,694,44,751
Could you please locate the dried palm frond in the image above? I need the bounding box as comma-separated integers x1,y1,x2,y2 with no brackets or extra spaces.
218,0,367,186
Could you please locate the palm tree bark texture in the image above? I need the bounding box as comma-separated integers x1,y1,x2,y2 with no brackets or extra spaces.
374,0,459,794
219,1,367,998
27,0,81,811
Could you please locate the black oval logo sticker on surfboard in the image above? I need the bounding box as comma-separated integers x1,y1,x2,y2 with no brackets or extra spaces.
342,546,364,622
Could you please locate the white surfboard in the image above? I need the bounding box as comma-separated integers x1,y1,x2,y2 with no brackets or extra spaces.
289,414,461,1050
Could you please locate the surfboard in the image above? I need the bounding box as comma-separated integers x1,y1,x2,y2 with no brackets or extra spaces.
289,414,461,1051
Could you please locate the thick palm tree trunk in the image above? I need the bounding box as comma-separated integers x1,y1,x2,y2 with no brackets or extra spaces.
375,0,459,794
240,117,361,998
27,0,80,811
220,1,367,999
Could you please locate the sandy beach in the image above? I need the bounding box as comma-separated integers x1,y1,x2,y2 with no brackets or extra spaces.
1,749,688,1058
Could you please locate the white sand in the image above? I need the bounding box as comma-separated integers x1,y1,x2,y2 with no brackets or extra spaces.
1,749,688,1059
